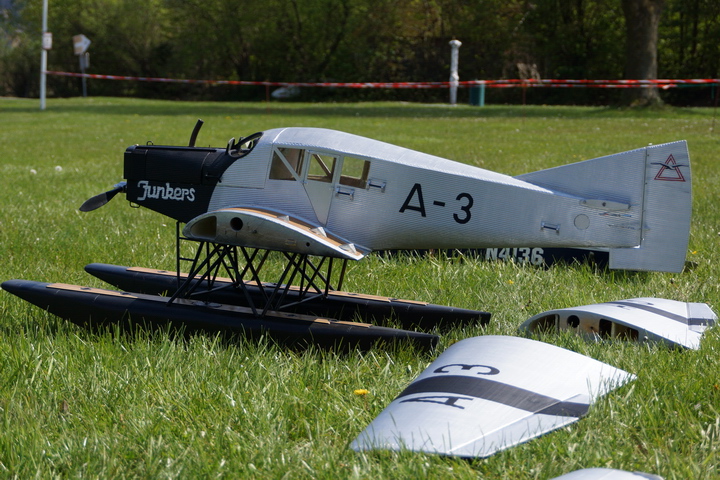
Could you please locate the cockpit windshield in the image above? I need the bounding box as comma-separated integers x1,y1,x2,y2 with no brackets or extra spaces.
227,132,263,158
270,146,370,187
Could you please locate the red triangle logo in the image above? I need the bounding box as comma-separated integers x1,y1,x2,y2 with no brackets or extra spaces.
654,154,686,182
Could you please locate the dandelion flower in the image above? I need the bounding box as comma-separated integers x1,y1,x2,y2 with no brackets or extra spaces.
354,389,369,396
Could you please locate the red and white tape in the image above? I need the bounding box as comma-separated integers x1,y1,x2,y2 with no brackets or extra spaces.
45,71,720,89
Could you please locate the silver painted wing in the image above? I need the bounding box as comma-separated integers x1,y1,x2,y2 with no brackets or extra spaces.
551,468,663,480
520,297,717,350
350,335,634,458
183,207,365,260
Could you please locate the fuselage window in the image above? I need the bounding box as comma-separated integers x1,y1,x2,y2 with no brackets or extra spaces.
307,152,337,183
270,148,304,181
339,156,370,188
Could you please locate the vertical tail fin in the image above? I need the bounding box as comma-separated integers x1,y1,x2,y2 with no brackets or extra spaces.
517,141,691,272
607,141,691,272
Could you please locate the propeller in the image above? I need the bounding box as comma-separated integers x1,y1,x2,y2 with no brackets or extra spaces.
79,181,127,212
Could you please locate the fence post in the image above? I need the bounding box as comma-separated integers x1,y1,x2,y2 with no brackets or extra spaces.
449,39,462,105
40,0,49,110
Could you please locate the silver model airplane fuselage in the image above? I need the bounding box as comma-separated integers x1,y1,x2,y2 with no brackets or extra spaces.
122,127,691,272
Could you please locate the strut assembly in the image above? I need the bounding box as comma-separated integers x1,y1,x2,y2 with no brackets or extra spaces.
169,222,349,317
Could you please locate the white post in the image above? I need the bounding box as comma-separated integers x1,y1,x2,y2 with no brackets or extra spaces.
80,53,87,97
449,39,462,105
40,0,48,110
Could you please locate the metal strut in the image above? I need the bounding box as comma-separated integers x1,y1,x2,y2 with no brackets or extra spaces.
169,221,349,317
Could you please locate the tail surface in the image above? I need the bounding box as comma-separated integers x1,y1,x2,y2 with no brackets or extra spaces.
516,141,691,273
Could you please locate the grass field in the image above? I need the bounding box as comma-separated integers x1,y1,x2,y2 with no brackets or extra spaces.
1,96,719,479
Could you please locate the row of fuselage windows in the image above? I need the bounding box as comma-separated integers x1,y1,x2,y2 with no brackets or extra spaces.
269,147,370,189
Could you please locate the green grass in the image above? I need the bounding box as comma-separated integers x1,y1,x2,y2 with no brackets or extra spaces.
1,97,720,478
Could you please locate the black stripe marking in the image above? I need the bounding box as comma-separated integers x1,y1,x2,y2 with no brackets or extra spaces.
604,301,703,326
396,375,589,418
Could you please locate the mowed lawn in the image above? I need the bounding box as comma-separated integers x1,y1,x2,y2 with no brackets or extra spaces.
1,96,719,479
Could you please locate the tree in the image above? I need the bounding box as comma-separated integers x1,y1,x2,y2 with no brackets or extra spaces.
622,0,665,106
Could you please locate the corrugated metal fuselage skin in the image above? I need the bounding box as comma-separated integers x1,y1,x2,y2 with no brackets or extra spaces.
123,127,690,269
207,127,642,252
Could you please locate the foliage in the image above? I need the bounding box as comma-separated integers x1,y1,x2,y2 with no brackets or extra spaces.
660,0,720,105
2,0,719,104
1,98,720,478
0,28,36,97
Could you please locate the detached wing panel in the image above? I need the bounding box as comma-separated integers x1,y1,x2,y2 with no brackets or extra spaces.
520,297,717,350
183,207,365,260
350,336,634,458
551,468,664,480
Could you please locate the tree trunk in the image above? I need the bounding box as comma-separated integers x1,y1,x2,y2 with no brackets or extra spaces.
621,0,665,106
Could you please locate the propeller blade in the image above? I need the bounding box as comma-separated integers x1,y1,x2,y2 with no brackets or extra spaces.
79,182,126,212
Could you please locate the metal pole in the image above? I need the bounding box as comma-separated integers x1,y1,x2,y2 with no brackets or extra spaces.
80,54,87,97
40,0,48,110
449,39,462,105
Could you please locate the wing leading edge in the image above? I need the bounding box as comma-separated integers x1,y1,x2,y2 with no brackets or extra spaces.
350,335,634,458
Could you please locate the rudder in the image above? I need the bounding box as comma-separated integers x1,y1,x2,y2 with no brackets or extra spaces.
607,141,691,273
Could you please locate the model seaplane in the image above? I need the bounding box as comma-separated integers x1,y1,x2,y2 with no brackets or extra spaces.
2,121,691,348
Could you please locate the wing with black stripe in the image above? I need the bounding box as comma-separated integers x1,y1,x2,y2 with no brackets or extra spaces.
351,335,634,458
